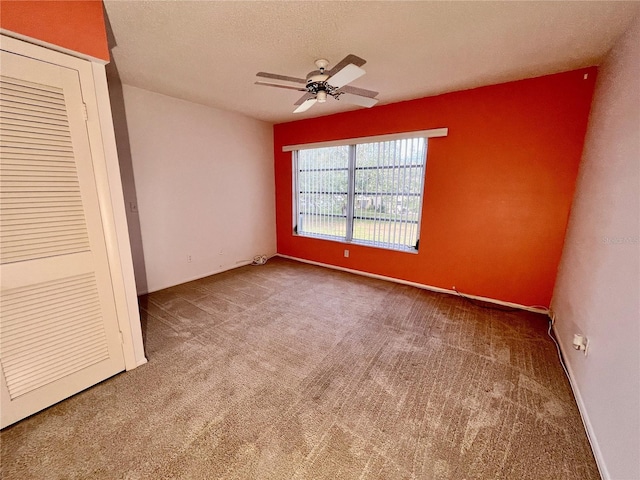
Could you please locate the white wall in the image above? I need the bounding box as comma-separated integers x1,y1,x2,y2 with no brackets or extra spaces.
551,16,640,480
120,85,276,293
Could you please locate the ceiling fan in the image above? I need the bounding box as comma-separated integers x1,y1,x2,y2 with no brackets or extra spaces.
255,54,379,113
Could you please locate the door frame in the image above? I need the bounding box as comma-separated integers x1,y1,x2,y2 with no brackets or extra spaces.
0,34,147,370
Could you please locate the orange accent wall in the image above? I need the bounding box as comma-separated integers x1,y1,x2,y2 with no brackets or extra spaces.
0,0,109,62
274,69,597,307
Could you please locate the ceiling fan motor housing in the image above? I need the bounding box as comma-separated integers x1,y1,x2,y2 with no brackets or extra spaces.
306,60,338,101
307,72,329,84
305,80,340,99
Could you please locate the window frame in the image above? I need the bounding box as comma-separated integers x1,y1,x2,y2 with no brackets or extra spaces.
289,128,448,253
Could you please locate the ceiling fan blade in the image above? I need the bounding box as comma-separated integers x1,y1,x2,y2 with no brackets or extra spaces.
327,54,366,76
255,81,307,92
338,84,378,98
256,72,306,84
294,92,314,105
293,98,317,113
339,93,378,108
328,64,366,88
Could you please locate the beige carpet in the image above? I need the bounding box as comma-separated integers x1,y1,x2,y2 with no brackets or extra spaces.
1,257,599,479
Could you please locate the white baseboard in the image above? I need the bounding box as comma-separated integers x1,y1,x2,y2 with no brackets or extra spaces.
276,254,549,314
552,323,608,479
138,260,253,295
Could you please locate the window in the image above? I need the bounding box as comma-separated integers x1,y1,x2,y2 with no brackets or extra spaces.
291,131,445,252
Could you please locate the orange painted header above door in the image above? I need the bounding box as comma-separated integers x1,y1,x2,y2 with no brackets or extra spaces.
0,0,109,62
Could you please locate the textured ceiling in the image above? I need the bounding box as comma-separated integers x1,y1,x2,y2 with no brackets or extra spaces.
103,1,640,124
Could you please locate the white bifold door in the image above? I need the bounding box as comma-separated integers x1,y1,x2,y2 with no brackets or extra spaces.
0,50,126,427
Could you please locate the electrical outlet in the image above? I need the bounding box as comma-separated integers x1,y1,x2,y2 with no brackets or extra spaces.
344,249,349,258
572,333,589,355
187,255,192,263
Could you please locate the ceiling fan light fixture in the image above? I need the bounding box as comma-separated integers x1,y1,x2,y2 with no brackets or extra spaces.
317,90,327,103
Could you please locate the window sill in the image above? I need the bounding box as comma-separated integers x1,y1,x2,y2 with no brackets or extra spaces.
293,232,419,254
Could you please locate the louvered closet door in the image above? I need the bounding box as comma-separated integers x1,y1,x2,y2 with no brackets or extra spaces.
0,51,125,428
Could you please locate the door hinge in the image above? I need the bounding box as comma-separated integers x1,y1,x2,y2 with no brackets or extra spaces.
118,331,124,344
82,103,88,121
